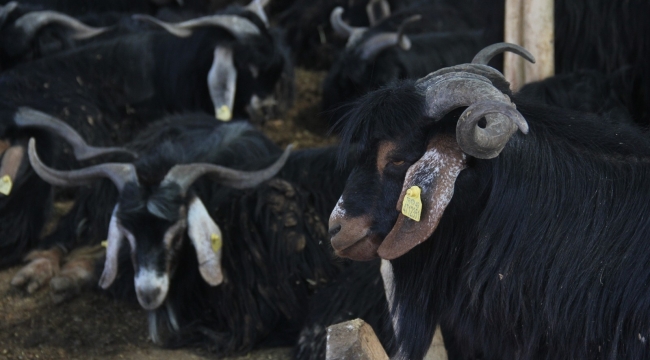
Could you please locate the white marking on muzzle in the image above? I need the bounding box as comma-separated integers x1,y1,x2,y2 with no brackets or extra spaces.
134,268,169,310
330,196,346,221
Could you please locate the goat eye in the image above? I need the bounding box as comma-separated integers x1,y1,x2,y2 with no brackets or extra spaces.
392,160,405,166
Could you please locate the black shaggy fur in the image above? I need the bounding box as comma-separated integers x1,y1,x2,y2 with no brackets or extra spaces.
336,79,650,359
294,259,394,360
517,69,634,124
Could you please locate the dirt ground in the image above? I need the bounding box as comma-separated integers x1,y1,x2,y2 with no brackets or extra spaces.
0,69,336,360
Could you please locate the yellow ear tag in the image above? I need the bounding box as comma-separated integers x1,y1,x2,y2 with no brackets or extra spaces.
0,175,13,196
101,240,108,248
401,186,422,222
216,105,232,121
210,233,222,253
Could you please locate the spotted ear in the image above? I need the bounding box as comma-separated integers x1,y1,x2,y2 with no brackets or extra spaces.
378,136,466,260
187,196,224,286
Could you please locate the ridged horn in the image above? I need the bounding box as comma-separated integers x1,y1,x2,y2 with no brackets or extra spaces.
472,42,535,65
15,107,136,160
132,14,260,40
14,10,110,41
28,138,138,191
455,100,528,159
421,42,536,94
417,71,528,158
161,144,293,195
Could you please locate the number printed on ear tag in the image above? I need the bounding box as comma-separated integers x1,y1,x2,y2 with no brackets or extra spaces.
0,175,13,196
402,186,422,222
211,233,222,253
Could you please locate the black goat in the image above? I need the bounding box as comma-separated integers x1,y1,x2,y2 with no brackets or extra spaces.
24,113,391,359
0,1,291,268
276,0,425,69
329,43,650,359
321,0,496,127
323,27,484,127
0,0,175,16
0,3,149,70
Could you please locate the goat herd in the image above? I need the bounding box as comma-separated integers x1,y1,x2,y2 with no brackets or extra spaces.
0,0,648,359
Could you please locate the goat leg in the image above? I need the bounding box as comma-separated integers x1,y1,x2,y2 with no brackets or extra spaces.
50,244,104,304
11,247,63,293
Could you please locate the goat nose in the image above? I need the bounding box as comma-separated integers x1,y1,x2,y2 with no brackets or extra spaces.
137,287,162,307
329,224,342,238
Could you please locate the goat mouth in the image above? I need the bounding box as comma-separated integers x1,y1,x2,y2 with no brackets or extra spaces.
331,232,382,261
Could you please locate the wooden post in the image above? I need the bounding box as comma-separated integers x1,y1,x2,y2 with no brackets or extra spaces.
423,325,448,360
504,0,554,91
504,0,524,90
523,0,554,84
326,319,389,360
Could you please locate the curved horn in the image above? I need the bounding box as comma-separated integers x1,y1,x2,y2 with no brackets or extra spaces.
245,0,270,27
359,14,420,60
14,11,110,41
15,108,136,160
28,138,138,191
455,100,528,159
420,42,536,94
162,144,293,195
330,7,354,38
0,2,18,28
472,42,535,65
366,0,391,26
132,14,260,40
417,72,528,158
330,7,367,47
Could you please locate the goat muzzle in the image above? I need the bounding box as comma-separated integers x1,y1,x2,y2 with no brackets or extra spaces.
329,196,380,261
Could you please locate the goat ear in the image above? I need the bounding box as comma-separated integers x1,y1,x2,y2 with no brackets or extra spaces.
187,196,224,286
378,136,466,260
99,205,124,289
208,46,237,121
0,142,26,196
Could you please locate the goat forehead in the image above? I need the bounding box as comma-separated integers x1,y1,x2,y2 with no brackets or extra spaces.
127,217,177,247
